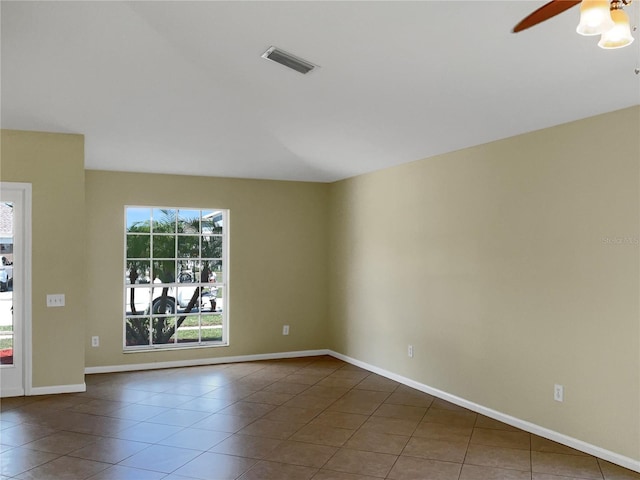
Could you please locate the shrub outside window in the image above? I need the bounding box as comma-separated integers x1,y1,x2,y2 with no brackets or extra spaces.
124,207,228,350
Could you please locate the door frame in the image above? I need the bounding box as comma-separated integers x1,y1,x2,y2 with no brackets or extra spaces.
0,182,32,396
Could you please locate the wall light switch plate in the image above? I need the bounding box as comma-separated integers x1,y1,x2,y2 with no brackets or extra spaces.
554,384,564,402
282,325,290,335
46,294,65,307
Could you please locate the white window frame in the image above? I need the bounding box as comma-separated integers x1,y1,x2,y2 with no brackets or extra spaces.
123,206,229,351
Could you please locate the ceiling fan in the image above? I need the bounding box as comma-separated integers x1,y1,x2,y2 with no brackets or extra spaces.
513,0,635,49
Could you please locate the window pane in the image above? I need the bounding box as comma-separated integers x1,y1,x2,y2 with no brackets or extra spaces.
153,260,175,283
152,317,176,345
202,260,223,281
150,292,176,315
202,210,223,234
0,333,13,365
127,208,151,232
213,286,223,313
177,260,197,283
126,287,151,315
201,326,222,342
178,210,200,233
177,315,200,343
126,261,150,284
126,317,150,346
153,235,174,258
127,235,150,258
178,236,199,258
177,286,200,312
202,235,222,258
152,209,176,233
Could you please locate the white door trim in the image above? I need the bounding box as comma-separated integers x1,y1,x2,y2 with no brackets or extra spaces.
0,182,32,396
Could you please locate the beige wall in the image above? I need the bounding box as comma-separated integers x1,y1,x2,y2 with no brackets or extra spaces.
84,170,329,367
1,130,86,388
328,106,640,460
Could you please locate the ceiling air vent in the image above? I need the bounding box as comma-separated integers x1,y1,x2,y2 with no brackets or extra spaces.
261,46,317,75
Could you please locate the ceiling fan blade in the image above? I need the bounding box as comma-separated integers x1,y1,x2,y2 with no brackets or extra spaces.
513,0,582,33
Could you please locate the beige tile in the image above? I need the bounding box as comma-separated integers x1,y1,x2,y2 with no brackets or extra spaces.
243,390,296,406
531,436,589,456
311,470,381,480
345,430,410,455
423,408,477,428
112,421,183,443
384,390,434,408
14,455,109,480
402,436,468,462
283,373,327,386
354,375,400,392
263,382,311,395
304,385,351,400
264,405,323,423
0,423,58,447
210,433,283,459
532,452,602,479
157,427,230,450
217,400,276,419
68,437,151,464
359,415,420,436
372,403,427,421
310,411,370,430
0,446,60,477
239,419,305,439
460,464,532,479
238,460,318,480
599,459,640,479
413,421,473,441
119,444,202,473
316,376,364,389
470,427,531,450
387,455,462,480
291,423,355,447
324,448,397,477
269,440,338,468
327,391,390,415
22,431,100,454
474,415,520,432
174,451,257,479
465,444,531,471
431,399,471,412
85,465,166,480
192,412,256,433
532,474,601,480
284,394,338,410
145,407,213,427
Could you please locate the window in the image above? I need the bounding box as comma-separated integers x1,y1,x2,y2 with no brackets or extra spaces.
124,207,228,350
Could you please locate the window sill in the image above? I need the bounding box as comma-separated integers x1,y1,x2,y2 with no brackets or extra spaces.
123,342,229,353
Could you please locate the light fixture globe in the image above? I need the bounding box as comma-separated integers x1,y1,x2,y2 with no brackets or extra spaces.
598,8,635,48
576,0,615,35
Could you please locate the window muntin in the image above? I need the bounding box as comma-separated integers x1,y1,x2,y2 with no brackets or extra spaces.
124,207,228,350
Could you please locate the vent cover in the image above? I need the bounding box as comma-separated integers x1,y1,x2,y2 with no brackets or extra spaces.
261,46,317,74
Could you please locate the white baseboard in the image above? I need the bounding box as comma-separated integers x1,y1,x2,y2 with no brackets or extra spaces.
28,383,86,396
84,349,330,374
328,350,640,474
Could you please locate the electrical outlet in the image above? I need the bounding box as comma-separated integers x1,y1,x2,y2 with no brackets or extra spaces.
408,344,414,358
91,336,99,347
554,384,564,402
282,325,290,335
46,294,65,307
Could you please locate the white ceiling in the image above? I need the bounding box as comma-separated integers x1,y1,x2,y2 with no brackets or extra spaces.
2,1,639,183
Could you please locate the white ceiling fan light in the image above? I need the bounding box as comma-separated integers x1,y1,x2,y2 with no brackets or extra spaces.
598,6,635,48
576,0,615,35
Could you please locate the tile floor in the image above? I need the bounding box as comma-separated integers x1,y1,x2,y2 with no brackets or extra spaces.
1,355,638,480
